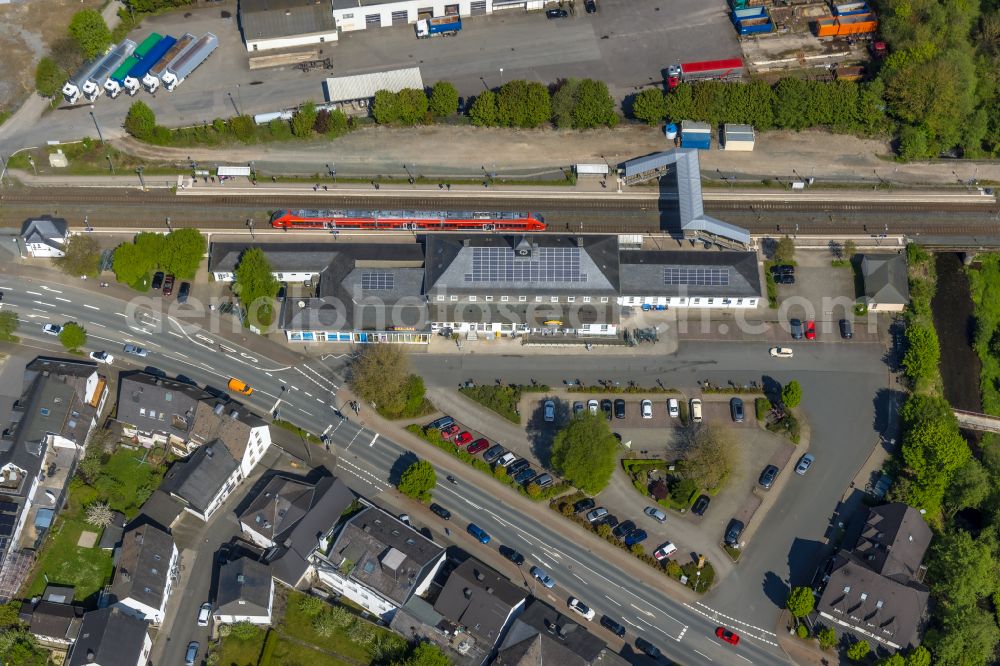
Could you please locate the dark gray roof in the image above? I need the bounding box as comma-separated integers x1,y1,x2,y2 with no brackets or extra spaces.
331,0,396,9
239,474,334,544
269,477,356,586
862,253,909,305
433,558,526,646
134,490,183,532
216,557,272,617
424,235,620,296
496,600,627,666
328,506,444,605
68,607,149,666
239,0,337,41
19,599,84,641
430,301,617,327
20,218,67,249
115,373,211,439
42,584,76,604
159,440,239,514
852,503,931,583
618,250,761,298
109,522,175,611
98,510,127,550
209,242,340,274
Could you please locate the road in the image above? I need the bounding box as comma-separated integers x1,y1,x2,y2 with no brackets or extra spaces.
0,273,890,665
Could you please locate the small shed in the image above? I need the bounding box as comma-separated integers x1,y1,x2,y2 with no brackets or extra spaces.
722,124,755,151
680,120,712,150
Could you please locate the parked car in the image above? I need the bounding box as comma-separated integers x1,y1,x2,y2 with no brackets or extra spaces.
716,627,740,646
467,438,490,455
42,323,62,336
644,506,667,523
730,397,744,423
668,398,679,417
600,399,613,418
185,642,200,666
653,542,678,560
428,416,455,431
429,503,451,520
601,615,626,637
602,514,619,529
496,452,517,468
584,0,597,12
795,453,815,475
840,318,853,339
499,545,525,565
588,399,599,415
454,431,473,446
162,274,175,296
769,346,794,358
790,318,804,339
586,507,609,523
805,320,816,340
123,344,148,357
568,597,596,621
544,399,555,422
614,399,626,419
636,637,661,658
467,523,491,544
546,7,568,18
177,282,191,304
613,520,636,540
769,264,794,277
775,273,796,284
151,272,164,290
690,398,703,422
89,351,114,364
514,467,537,485
440,424,461,440
574,498,596,514
724,519,745,547
483,444,506,463
692,495,710,516
508,459,530,476
641,399,653,419
573,401,585,415
197,602,211,627
533,473,554,488
624,529,647,546
759,464,779,489
530,566,555,588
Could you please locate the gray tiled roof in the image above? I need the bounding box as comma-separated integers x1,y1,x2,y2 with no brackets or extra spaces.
853,503,931,583
68,607,149,666
216,557,272,617
496,600,627,666
862,253,909,305
159,440,239,514
618,250,761,298
20,218,67,250
19,599,84,642
433,558,526,646
115,373,210,439
209,242,340,274
109,523,175,611
239,0,336,41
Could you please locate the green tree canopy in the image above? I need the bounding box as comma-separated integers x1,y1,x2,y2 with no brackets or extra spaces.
350,345,414,416
372,90,400,124
931,605,1000,666
161,228,206,279
291,101,318,137
496,80,551,128
572,79,618,129
781,380,803,409
58,322,87,351
124,100,157,141
56,234,101,277
469,90,498,126
772,236,795,264
846,640,870,661
927,528,996,613
905,645,931,666
903,323,941,384
945,458,990,518
632,88,668,125
402,642,451,666
817,626,838,650
112,241,153,287
550,413,618,494
35,57,66,98
398,460,436,503
682,425,736,491
877,654,905,666
786,586,815,618
233,247,279,327
428,81,459,117
396,88,429,125
68,9,111,59
550,78,580,129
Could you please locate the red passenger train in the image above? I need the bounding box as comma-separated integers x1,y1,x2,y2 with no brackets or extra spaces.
269,209,546,232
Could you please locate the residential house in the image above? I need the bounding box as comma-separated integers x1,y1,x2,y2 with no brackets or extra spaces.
816,503,933,651
312,504,446,621
495,600,630,666
159,440,239,521
213,557,274,625
861,253,909,312
0,356,107,602
108,522,178,624
20,218,68,258
18,585,84,648
67,606,151,666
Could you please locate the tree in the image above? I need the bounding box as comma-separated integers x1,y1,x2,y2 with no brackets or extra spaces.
931,605,1000,666
572,79,618,128
549,414,618,494
945,458,990,517
124,100,157,141
403,642,451,666
988,324,1000,360
396,88,429,125
0,601,23,629
0,311,18,342
496,80,550,128
314,109,349,136
113,241,154,287
372,90,400,124
902,323,941,384
57,234,101,277
632,88,668,125
927,527,996,613
230,115,256,142
905,646,931,666
68,9,111,59
397,460,436,503
85,501,113,528
786,586,815,618
843,239,857,259
312,611,336,638
291,101,318,137
233,247,279,327
468,90,498,126
428,81,459,117
846,640,870,661
772,236,795,264
35,57,66,98
350,345,412,417
161,228,206,279
781,380,803,409
58,322,86,351
877,655,905,666
551,78,580,128
817,626,838,650
682,425,736,491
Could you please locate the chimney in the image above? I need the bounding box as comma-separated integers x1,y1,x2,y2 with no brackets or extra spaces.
486,586,494,594
475,571,485,582
463,588,471,599
576,236,584,247
206,447,214,458
214,403,225,416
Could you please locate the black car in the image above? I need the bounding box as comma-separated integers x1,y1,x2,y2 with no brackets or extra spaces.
840,318,853,339
546,7,568,18
759,464,779,489
177,282,191,304
769,264,794,276
428,416,455,431
429,503,452,520
602,514,619,530
636,637,661,658
730,397,744,423
614,399,626,419
613,520,636,540
508,459,530,476
692,494,710,516
499,545,525,565
483,444,506,463
790,318,804,340
574,498,596,514
600,399,613,419
151,271,165,290
514,468,537,485
600,615,626,637
725,519,745,547
776,273,796,285
584,0,596,12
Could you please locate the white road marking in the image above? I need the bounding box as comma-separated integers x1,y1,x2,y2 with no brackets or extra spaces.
40,286,62,293
572,572,588,585
25,291,42,296
32,301,55,307
316,398,324,404
174,352,189,359
265,372,273,377
736,655,752,663
304,391,313,398
116,313,127,318
604,595,621,606
676,625,688,641
621,617,642,629
89,321,106,327
83,304,99,310
691,602,777,637
55,297,70,302
631,603,655,618
168,331,182,338
345,428,366,449
297,407,313,416
368,433,379,447
684,603,779,647
693,650,712,662
220,344,236,353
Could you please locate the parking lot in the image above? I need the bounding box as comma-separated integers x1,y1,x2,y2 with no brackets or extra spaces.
774,249,861,339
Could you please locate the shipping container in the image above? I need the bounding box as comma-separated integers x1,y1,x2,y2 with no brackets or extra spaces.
834,65,865,81
681,120,712,150
162,33,219,92
81,39,136,101
722,124,755,151
732,6,773,35
815,13,877,37
832,1,869,15
124,34,176,95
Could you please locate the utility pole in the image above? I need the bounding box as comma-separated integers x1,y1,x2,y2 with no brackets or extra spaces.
27,156,36,177
136,166,146,190
89,109,105,144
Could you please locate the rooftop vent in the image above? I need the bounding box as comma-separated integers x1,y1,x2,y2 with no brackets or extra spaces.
237,574,245,583
486,586,494,594
214,403,225,416
230,410,239,420
463,588,471,599
475,571,485,582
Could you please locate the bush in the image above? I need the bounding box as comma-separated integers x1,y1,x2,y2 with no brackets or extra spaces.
781,380,802,409
397,460,436,503
632,88,668,125
755,397,771,421
817,626,838,650
124,101,157,141
297,595,326,618
35,57,66,98
229,621,259,641
429,81,459,117
458,384,523,423
796,623,809,639
69,9,111,59
846,640,870,661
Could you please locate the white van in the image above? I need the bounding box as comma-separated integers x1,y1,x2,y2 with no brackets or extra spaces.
690,399,703,423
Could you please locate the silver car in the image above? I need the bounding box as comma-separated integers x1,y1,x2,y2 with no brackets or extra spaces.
795,454,815,475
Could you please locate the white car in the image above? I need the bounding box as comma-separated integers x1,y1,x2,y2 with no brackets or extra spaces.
89,351,114,364
568,597,596,621
543,400,555,422
588,399,599,415
641,399,653,419
668,398,679,418
42,324,62,336
769,346,794,358
653,542,678,560
197,602,211,627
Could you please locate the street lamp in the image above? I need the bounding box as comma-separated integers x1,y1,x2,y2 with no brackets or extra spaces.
27,156,36,177
402,163,414,185
227,91,240,116
136,166,145,190
499,67,504,86
237,83,243,116
89,109,105,144
106,154,116,176
165,217,172,232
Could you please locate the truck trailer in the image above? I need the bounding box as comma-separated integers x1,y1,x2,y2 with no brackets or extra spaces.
80,40,137,102
415,15,462,38
161,32,219,92
124,34,176,96
105,33,162,97
666,58,744,89
731,6,773,35
62,52,113,104
143,33,195,93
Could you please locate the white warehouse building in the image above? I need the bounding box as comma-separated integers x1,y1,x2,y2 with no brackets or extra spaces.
331,0,544,33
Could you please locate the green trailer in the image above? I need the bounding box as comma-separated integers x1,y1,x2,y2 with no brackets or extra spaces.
105,55,139,97
134,33,164,60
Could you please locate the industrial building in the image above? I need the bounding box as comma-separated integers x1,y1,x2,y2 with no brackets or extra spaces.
239,0,339,52
330,0,544,35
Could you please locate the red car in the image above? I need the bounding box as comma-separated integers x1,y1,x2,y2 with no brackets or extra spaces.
467,438,490,454
805,320,816,340
455,431,473,446
440,424,461,440
715,627,740,646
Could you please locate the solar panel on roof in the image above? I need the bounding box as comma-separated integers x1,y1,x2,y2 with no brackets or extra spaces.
663,267,730,286
465,247,588,283
361,272,395,290
0,515,14,528
0,502,17,514
0,525,11,537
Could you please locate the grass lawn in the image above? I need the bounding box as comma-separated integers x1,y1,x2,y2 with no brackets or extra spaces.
216,629,267,666
281,590,384,663
24,513,113,604
265,638,354,666
93,447,168,517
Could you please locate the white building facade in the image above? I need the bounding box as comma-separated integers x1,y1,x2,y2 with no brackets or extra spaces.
331,0,545,34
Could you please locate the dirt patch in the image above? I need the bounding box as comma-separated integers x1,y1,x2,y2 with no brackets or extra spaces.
76,530,98,548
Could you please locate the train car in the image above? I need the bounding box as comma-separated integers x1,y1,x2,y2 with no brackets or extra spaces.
270,209,546,232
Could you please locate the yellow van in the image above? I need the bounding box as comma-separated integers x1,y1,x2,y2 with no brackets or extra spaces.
227,378,253,395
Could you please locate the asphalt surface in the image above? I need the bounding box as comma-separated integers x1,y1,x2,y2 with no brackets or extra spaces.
0,272,892,666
